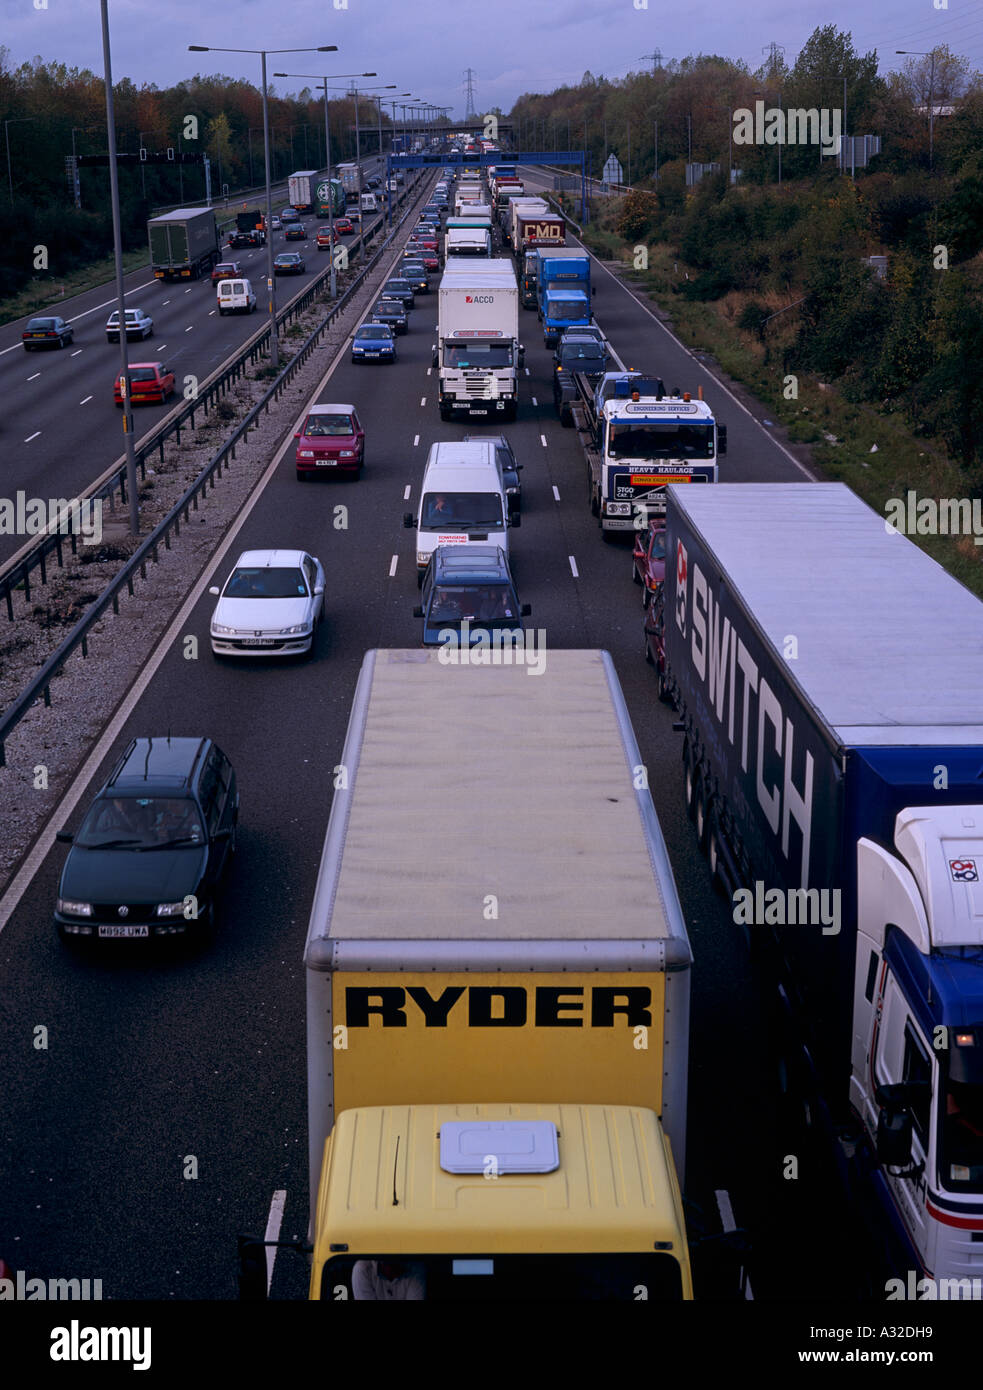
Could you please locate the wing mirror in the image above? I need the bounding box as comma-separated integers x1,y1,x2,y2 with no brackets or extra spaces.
208,586,220,596
413,606,424,618
718,424,727,456
403,513,415,528
521,603,532,616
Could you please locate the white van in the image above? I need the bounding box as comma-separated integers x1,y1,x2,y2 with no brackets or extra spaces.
360,192,378,213
404,441,517,584
217,278,257,314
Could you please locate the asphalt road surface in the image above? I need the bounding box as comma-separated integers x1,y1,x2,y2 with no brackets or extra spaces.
0,165,873,1302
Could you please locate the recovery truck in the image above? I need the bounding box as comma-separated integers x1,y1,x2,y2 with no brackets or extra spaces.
663,481,983,1284
228,210,266,248
573,374,726,533
148,207,220,280
434,258,522,420
536,248,592,346
266,648,697,1300
287,170,319,212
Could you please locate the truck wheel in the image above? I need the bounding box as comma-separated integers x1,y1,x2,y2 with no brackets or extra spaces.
632,557,642,585
683,742,697,820
693,772,709,852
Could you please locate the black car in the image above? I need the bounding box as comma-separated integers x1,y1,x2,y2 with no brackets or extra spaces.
413,545,529,647
464,433,524,518
229,228,264,248
54,737,239,944
284,223,307,241
371,297,409,334
401,262,429,294
274,252,305,275
382,278,415,309
22,315,74,350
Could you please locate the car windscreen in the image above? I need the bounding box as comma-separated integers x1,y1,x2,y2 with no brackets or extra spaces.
127,369,159,382
304,414,353,436
224,566,308,598
355,326,390,339
421,492,503,529
443,342,514,369
649,529,667,560
29,318,57,328
386,281,410,292
375,301,402,314
608,421,715,460
429,584,518,623
76,797,205,849
559,344,606,364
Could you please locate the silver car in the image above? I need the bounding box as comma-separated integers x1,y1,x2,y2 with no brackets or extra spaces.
209,548,325,658
106,308,154,342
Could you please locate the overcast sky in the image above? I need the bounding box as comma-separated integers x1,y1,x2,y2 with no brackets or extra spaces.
2,0,980,112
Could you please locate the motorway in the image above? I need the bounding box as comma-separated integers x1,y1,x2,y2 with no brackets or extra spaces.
0,165,871,1301
0,155,394,568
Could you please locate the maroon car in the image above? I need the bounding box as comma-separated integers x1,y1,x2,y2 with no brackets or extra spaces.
643,597,671,703
294,402,365,480
632,519,666,606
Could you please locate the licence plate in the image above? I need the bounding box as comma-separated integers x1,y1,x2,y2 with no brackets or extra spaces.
241,638,275,646
98,925,149,939
32,333,46,338
469,409,488,416
315,459,336,466
365,352,379,357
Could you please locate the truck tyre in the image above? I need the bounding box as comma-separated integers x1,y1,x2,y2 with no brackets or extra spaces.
683,742,697,821
693,772,709,852
632,556,642,585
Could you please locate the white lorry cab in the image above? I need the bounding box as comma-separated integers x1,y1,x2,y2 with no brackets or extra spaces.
404,441,516,583
360,192,378,213
216,277,257,314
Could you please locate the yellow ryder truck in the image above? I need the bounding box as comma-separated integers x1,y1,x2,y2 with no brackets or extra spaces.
264,648,697,1300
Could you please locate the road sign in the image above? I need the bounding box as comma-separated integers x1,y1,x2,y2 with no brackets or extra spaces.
602,154,624,185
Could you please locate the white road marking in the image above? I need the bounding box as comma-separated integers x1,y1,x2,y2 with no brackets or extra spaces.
208,310,216,316
264,1189,287,1293
426,366,431,376
413,434,420,446
540,434,548,447
70,349,82,357
156,344,167,352
185,325,193,332
184,287,193,294
27,372,40,382
568,555,579,578
552,485,561,502
403,484,412,500
80,395,93,405
420,397,426,407
24,431,41,442
162,300,171,306
0,279,159,352
524,367,530,376
389,554,398,577
715,1189,753,1300
531,396,537,406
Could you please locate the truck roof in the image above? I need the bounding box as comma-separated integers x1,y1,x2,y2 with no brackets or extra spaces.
148,207,214,222
439,260,516,289
307,649,689,956
669,483,983,745
312,1103,687,1256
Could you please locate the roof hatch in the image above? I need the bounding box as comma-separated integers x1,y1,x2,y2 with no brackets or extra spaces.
439,1120,560,1175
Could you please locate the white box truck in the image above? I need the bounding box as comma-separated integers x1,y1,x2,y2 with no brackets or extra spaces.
433,259,523,422
288,170,319,212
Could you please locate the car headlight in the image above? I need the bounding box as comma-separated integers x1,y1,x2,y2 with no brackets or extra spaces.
417,552,429,566
298,450,314,458
339,450,355,458
280,623,312,636
156,901,187,917
506,486,518,495
211,622,237,636
57,899,93,916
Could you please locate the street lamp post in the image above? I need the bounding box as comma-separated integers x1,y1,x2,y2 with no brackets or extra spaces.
274,71,376,298
897,50,938,168
188,43,337,373
98,1,139,535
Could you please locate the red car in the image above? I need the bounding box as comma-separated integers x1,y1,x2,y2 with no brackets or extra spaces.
211,260,243,285
114,362,176,407
410,247,439,271
643,597,671,703
294,402,365,480
413,233,438,251
632,519,667,606
334,217,354,235
316,227,338,250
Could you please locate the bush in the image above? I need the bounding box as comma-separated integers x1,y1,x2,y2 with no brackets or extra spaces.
680,267,737,301
738,301,769,335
